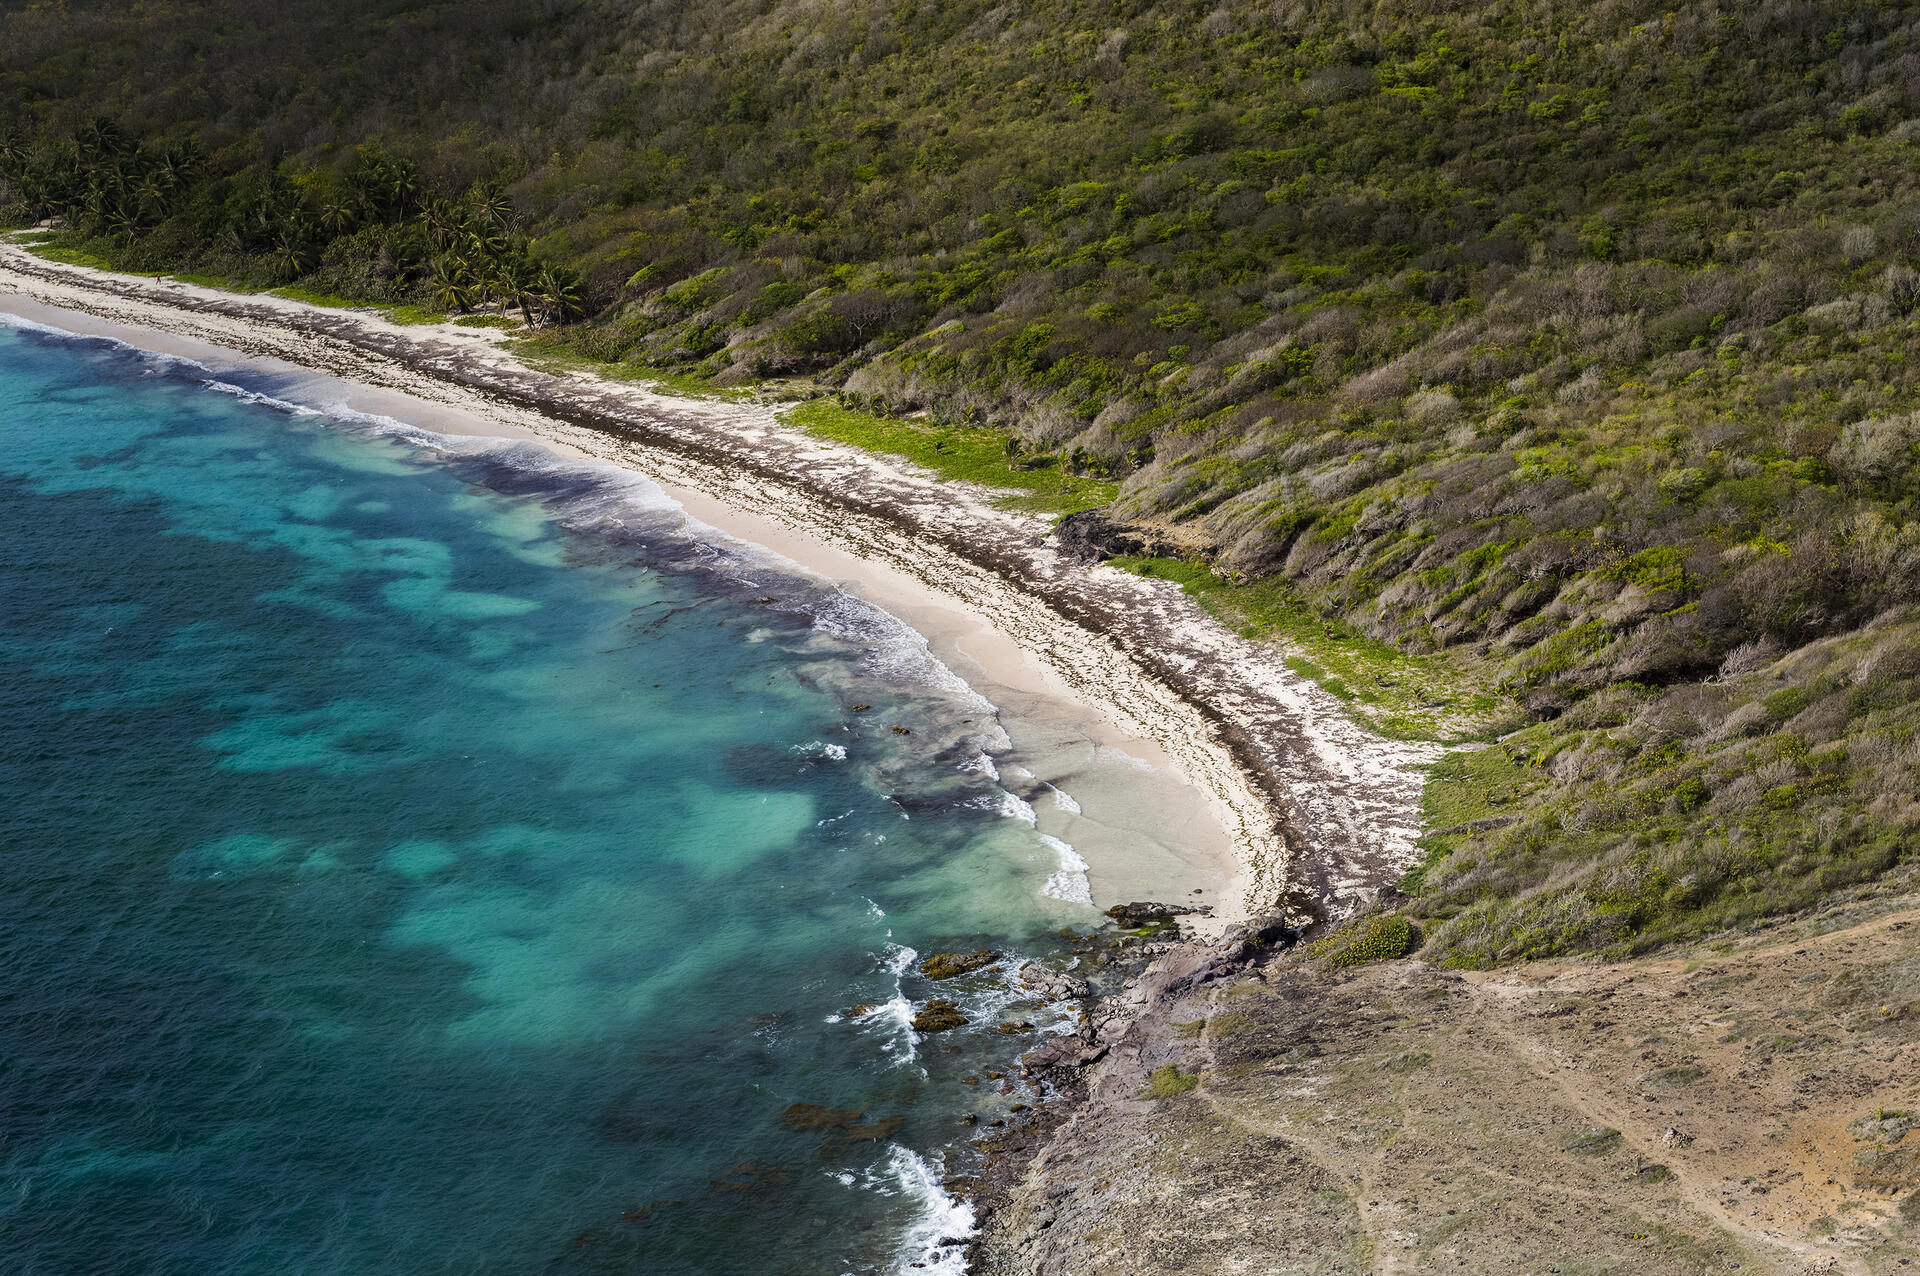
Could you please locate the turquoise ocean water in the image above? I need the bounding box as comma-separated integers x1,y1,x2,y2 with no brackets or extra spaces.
0,319,1119,1274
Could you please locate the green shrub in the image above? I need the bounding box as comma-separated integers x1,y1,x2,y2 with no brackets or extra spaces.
1307,914,1415,967
1140,1064,1200,1100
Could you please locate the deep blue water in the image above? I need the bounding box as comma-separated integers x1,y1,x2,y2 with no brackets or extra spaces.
0,321,1096,1275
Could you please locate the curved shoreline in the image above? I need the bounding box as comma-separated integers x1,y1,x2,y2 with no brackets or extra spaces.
0,243,1436,926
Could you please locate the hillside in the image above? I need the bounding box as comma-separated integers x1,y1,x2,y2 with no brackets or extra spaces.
5,0,1920,962
974,889,1920,1272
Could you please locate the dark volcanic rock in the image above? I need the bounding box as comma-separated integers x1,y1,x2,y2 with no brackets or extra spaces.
1052,510,1183,564
1106,901,1212,926
1021,1033,1109,1075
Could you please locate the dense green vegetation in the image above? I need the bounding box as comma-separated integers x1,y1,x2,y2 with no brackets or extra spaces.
1406,610,1920,965
0,119,585,322
6,0,1920,961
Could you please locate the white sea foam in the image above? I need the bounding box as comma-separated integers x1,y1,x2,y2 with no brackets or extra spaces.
0,312,83,338
198,378,324,416
1037,833,1093,905
1093,743,1159,772
967,788,1036,827
959,751,1000,781
861,943,921,1069
876,1145,975,1276
0,311,220,382
792,740,848,761
1042,782,1082,814
807,591,994,709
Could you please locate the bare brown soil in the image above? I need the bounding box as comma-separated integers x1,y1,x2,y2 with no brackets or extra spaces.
976,893,1920,1274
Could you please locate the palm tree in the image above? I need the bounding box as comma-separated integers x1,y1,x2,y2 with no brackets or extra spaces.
319,200,358,238
76,185,113,235
268,228,316,281
156,139,202,188
534,264,585,326
384,166,421,219
465,224,508,263
133,173,169,219
419,194,468,253
105,209,141,244
428,257,474,313
469,181,512,231
76,117,128,162
494,252,541,326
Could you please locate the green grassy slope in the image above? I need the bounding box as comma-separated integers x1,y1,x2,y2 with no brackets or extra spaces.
6,0,1920,961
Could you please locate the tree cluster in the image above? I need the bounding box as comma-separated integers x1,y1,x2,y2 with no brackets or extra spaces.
0,125,584,326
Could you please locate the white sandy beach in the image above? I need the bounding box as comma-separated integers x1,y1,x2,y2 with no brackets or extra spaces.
0,244,1442,929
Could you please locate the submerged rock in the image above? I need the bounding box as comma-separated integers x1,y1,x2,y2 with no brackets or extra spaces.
921,950,999,980
779,1102,867,1131
709,1161,789,1193
844,1114,905,1141
620,1200,683,1223
912,998,969,1032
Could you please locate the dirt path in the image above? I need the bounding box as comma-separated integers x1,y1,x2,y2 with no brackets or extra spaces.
976,895,1920,1274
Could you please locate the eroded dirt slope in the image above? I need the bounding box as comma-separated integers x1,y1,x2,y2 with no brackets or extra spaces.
976,897,1920,1274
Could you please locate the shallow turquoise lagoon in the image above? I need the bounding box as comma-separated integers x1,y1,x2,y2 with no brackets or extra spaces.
0,321,1102,1274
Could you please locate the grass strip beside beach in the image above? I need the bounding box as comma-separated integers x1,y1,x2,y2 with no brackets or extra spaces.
783,400,1120,517
508,337,752,401
23,240,115,270
1108,555,1502,742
